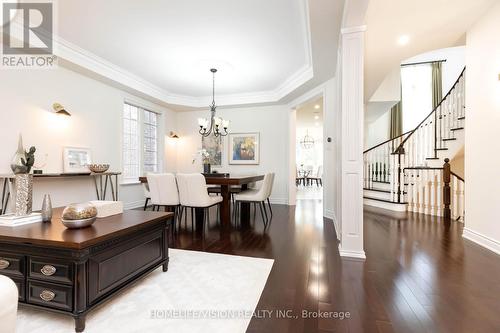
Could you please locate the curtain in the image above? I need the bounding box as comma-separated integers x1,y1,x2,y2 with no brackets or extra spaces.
390,101,403,139
432,62,443,109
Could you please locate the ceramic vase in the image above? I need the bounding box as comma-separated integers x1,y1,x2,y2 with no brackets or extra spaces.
41,194,52,222
15,174,33,216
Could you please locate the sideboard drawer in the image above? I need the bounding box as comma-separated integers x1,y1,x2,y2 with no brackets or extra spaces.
27,281,73,312
0,252,25,278
28,257,73,284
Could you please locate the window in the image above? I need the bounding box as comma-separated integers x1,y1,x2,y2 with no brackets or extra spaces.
122,103,159,182
401,64,432,132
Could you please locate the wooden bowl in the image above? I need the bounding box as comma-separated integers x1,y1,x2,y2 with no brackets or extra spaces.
88,164,110,173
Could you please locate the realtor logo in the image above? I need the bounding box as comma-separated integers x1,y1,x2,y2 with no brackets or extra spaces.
2,2,57,68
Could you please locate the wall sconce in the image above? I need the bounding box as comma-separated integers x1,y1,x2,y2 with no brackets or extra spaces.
52,103,71,116
169,131,179,139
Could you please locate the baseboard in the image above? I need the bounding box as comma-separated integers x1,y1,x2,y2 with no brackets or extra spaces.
124,200,145,210
462,227,500,256
324,208,334,220
269,197,288,205
338,246,366,260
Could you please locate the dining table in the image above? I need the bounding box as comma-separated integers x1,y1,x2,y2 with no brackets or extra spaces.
139,173,265,228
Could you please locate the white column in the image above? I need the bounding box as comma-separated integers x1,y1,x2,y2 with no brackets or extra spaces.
339,26,366,259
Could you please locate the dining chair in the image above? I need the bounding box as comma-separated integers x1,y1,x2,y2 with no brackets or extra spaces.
233,172,274,227
308,166,323,187
147,173,180,233
0,275,18,333
142,181,151,211
176,173,223,231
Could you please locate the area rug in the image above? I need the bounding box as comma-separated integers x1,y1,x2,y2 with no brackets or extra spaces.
16,249,274,333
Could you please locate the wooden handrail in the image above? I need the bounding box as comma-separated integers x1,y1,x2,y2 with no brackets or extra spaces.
393,67,466,154
450,171,464,182
363,130,412,154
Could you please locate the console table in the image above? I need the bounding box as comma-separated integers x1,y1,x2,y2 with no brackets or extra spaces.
0,207,172,332
0,172,121,215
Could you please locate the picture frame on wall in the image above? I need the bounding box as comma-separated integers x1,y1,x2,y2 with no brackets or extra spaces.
202,134,223,167
63,147,92,173
229,132,260,165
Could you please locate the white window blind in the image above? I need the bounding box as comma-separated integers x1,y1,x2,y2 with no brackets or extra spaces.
122,103,159,182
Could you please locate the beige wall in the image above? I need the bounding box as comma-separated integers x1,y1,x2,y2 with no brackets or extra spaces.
450,147,464,179
464,3,500,254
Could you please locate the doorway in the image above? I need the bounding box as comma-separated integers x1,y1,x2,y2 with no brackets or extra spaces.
295,97,324,202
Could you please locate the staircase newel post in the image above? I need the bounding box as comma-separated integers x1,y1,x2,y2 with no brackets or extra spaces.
443,158,451,219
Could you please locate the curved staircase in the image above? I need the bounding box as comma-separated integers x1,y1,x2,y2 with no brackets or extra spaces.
363,68,466,219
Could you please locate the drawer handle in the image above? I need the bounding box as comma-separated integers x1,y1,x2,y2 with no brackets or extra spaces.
40,290,55,302
41,265,56,276
0,259,10,270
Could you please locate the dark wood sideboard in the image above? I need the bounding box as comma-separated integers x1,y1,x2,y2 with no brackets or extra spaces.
0,208,173,332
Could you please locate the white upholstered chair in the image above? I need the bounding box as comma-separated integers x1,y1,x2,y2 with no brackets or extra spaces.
0,275,18,333
176,173,223,231
233,172,275,227
142,182,151,211
147,173,180,231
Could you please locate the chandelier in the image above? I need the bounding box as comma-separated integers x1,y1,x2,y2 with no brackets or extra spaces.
198,68,229,137
300,130,315,149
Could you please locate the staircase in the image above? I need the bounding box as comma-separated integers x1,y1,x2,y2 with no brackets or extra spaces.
363,68,466,219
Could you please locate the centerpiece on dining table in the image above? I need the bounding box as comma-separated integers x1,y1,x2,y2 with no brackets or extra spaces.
193,148,212,174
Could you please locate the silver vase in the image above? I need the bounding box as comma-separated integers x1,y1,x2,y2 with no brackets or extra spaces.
41,194,52,222
11,134,28,174
15,174,33,216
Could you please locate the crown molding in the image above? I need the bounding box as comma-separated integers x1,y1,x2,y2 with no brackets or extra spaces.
47,0,314,108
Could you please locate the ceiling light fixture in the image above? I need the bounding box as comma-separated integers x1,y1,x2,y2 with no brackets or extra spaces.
314,104,320,109
397,35,410,46
52,103,71,116
300,130,315,149
198,68,229,137
314,115,319,120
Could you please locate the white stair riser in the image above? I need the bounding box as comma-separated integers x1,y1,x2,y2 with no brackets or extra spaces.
363,189,391,201
363,198,407,212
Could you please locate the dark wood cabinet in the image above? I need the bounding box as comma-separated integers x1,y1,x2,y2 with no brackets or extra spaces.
0,208,172,332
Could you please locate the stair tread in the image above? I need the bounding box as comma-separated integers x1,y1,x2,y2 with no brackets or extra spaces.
435,148,448,151
372,180,390,184
426,157,440,160
443,138,457,141
364,188,391,193
363,196,408,205
450,127,464,131
458,116,465,120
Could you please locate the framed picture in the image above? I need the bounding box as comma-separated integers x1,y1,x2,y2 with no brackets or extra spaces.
63,147,92,173
229,132,260,165
202,134,223,166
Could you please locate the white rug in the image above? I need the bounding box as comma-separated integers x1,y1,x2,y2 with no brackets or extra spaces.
16,249,274,333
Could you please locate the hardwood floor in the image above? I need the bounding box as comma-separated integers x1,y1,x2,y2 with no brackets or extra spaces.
166,200,500,333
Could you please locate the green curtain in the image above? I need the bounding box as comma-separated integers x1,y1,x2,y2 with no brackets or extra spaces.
432,62,443,109
390,101,403,139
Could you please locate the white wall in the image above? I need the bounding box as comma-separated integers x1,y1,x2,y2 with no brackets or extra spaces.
175,105,290,204
464,4,500,255
365,109,390,149
0,66,176,211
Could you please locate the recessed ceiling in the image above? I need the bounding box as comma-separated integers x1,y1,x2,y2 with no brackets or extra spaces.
56,0,312,105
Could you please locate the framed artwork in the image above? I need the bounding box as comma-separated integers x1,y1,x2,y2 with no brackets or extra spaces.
229,132,260,165
202,134,223,166
63,147,92,173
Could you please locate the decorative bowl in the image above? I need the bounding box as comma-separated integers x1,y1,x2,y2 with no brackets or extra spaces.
62,202,97,221
61,216,97,229
88,164,110,173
